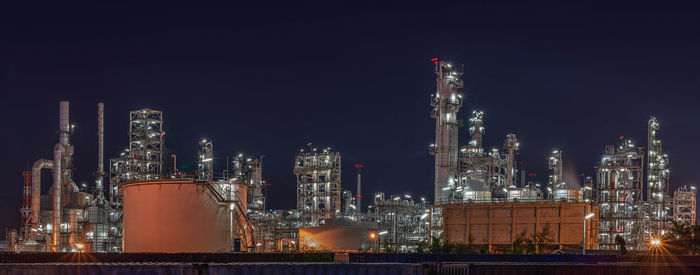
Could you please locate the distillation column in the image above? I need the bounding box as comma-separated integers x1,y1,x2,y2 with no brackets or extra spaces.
548,150,563,197
647,117,670,238
430,60,463,204
467,111,484,156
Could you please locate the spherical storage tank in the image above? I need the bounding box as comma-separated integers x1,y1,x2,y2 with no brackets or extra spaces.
122,179,246,252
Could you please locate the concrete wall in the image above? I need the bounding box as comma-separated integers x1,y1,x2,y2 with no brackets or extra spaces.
435,202,598,252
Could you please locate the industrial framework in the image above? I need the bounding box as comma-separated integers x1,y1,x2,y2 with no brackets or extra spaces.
594,139,645,250
13,102,120,252
369,193,430,252
592,116,696,251
673,185,696,226
645,117,671,241
294,147,342,227
6,59,696,254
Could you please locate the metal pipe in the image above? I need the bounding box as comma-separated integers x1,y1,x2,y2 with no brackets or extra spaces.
52,144,63,251
96,103,104,191
31,159,53,225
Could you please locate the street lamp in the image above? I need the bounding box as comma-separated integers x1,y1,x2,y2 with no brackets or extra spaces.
583,213,595,255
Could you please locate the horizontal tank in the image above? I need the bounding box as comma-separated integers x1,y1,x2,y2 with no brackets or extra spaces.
553,189,582,202
123,179,246,252
507,188,540,202
463,190,492,202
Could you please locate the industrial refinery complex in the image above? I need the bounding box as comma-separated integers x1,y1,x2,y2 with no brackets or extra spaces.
2,60,696,255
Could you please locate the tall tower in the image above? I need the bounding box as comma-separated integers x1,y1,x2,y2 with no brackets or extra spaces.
294,146,341,226
595,139,644,250
647,117,670,238
504,134,520,188
197,139,213,182
467,111,484,156
548,150,563,195
430,59,463,204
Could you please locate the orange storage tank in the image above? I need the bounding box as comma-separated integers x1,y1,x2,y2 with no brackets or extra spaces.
122,179,247,252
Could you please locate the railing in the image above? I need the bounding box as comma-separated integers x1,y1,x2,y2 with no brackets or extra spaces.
433,198,588,205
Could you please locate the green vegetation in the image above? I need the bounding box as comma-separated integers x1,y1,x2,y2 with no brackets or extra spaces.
667,222,700,255
533,224,554,254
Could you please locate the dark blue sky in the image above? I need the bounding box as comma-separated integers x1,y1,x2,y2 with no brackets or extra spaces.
1,2,699,233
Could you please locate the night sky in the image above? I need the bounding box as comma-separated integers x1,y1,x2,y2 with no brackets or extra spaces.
1,2,699,235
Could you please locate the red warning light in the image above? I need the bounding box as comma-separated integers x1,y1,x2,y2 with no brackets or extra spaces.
431,58,438,65
619,136,624,140
355,195,363,198
355,164,363,168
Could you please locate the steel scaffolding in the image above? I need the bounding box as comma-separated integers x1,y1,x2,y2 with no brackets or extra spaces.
294,146,341,227
595,139,644,250
673,185,696,226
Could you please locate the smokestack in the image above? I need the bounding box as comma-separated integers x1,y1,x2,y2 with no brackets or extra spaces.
355,164,363,213
59,101,69,147
96,103,104,192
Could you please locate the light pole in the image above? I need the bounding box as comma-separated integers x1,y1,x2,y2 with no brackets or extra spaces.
583,213,595,254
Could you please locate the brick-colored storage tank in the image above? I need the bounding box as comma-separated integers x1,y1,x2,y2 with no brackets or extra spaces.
122,179,244,252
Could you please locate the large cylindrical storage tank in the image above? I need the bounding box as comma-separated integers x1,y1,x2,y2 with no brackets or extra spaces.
122,179,240,252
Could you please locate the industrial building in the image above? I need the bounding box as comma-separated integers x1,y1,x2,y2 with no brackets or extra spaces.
5,59,697,254
14,102,119,252
427,59,694,252
594,139,645,250
369,193,431,252
432,202,598,253
673,185,696,225
294,147,342,227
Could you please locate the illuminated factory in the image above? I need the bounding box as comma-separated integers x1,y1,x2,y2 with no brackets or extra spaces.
427,59,695,252
5,59,696,253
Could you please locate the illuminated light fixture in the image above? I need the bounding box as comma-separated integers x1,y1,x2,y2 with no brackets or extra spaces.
650,238,661,247
378,231,388,235
201,158,213,162
585,213,595,220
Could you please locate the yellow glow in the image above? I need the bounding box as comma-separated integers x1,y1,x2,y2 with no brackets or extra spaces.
650,239,661,246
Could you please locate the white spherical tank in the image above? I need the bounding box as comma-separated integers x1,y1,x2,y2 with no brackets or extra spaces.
122,179,246,252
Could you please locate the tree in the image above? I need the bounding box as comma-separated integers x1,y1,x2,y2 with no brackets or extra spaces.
453,243,468,254
533,224,555,254
512,231,535,254
429,237,443,253
466,233,475,254
615,235,627,255
415,241,428,253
